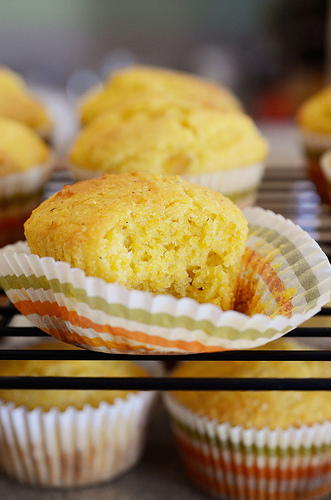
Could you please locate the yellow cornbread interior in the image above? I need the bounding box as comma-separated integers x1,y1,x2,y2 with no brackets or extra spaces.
0,66,51,134
0,341,149,411
172,339,331,429
25,172,248,310
80,64,241,125
70,108,267,175
0,117,50,176
298,86,331,135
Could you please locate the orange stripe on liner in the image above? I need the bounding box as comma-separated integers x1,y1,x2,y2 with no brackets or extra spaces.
176,432,331,481
243,248,293,317
14,300,226,353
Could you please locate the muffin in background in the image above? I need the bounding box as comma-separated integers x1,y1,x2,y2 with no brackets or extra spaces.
80,64,242,126
0,117,51,247
0,341,156,487
25,172,247,311
0,66,51,140
297,87,331,202
70,104,268,207
165,338,331,500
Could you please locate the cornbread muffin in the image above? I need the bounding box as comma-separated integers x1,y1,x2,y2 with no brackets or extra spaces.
0,340,156,487
0,117,49,176
70,108,267,176
172,338,331,429
0,117,51,247
25,172,248,310
0,342,148,411
0,67,51,136
80,65,241,125
298,87,331,135
297,87,331,202
166,340,331,499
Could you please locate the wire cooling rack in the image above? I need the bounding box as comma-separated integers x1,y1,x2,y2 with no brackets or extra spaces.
1,166,331,391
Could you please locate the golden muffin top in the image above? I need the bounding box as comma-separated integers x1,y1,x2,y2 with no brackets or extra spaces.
70,106,267,175
297,86,331,135
0,341,148,411
0,117,50,177
0,67,51,135
80,65,242,125
25,172,248,310
172,339,331,429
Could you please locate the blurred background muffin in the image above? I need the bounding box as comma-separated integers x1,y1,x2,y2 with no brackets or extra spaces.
0,117,51,247
297,87,331,202
0,66,52,141
79,65,242,126
165,338,331,500
0,340,157,487
70,94,268,207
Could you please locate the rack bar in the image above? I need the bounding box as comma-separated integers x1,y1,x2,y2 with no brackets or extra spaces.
0,376,331,391
1,326,331,339
1,348,331,361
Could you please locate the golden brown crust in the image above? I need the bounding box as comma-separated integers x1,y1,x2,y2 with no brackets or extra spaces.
0,341,148,410
70,107,267,175
0,117,50,176
80,64,242,125
0,67,51,135
172,339,331,429
25,172,248,310
297,86,331,135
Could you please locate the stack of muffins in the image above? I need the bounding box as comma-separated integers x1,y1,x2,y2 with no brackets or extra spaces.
0,67,52,246
69,65,268,208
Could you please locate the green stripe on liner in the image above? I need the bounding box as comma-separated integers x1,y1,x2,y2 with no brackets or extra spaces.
1,274,292,341
249,225,319,307
173,418,331,457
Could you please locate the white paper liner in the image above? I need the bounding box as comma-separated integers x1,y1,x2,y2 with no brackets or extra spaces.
0,360,162,487
0,160,53,200
164,394,331,500
68,163,265,208
0,207,330,354
182,163,265,195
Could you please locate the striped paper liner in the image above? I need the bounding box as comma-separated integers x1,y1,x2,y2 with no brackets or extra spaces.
320,150,331,204
298,129,331,203
164,394,331,500
69,163,265,208
0,207,330,354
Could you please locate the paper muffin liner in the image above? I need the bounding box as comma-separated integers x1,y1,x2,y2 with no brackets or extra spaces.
0,360,161,487
299,129,331,203
183,163,265,208
164,394,331,500
0,161,53,247
69,163,265,208
320,150,331,204
0,207,330,354
0,394,154,487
